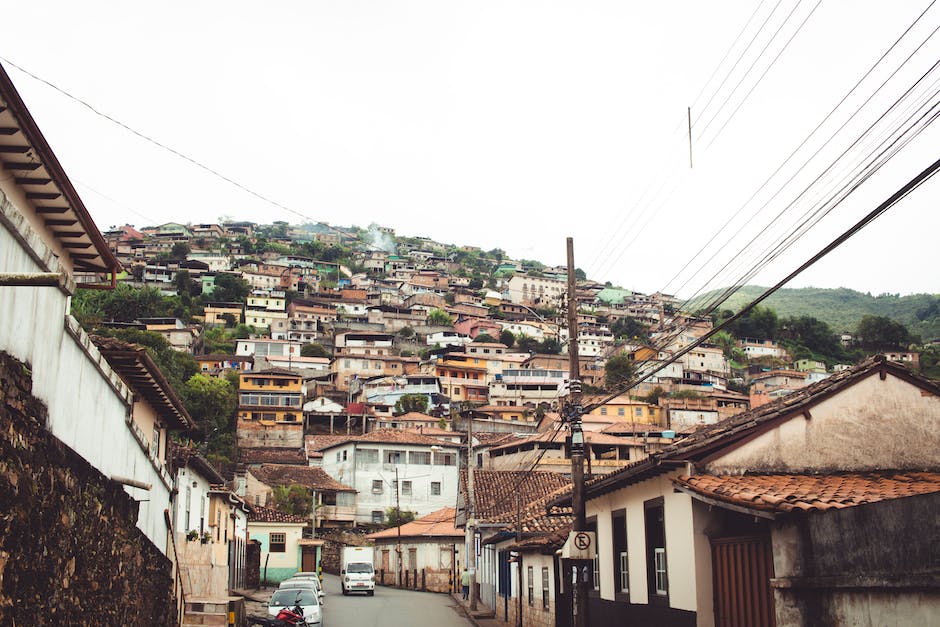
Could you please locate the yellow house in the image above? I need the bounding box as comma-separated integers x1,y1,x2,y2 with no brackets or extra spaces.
583,394,661,424
237,369,304,449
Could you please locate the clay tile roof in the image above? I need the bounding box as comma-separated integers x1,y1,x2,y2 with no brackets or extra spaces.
461,469,571,523
249,464,356,492
247,505,309,524
238,447,307,465
473,432,518,448
304,434,350,458
318,428,463,450
391,412,437,422
367,507,463,540
487,429,642,454
674,472,940,515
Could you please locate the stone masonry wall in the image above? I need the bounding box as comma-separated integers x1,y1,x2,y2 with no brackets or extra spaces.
0,351,174,626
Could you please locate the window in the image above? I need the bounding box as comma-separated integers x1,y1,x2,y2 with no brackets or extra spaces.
600,407,607,415
635,407,643,417
372,510,385,524
527,566,534,606
336,492,356,507
372,480,383,494
401,481,412,495
385,450,405,464
612,509,628,597
593,555,600,591
645,498,667,601
542,567,550,609
618,407,625,417
185,485,191,531
408,548,417,570
430,482,441,496
433,452,455,466
409,451,431,465
359,448,379,465
269,532,286,553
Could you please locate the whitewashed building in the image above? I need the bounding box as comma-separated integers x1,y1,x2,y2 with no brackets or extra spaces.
319,429,462,525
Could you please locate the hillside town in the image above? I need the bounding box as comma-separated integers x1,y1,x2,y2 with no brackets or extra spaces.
3,17,940,627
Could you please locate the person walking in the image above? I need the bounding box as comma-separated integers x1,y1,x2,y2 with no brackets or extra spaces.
461,567,470,600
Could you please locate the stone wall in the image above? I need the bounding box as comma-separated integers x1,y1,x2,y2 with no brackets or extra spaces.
0,351,174,626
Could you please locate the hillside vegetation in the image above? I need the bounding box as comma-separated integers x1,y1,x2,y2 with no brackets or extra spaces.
705,286,940,341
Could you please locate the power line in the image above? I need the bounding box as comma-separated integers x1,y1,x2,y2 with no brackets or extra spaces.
585,151,940,413
0,55,322,228
663,11,940,300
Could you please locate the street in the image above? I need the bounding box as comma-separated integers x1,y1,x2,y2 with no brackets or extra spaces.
246,574,473,627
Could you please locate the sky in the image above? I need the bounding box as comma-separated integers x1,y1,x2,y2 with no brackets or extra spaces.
1,1,939,298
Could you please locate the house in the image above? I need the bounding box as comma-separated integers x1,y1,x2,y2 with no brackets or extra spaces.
235,338,303,360
247,506,314,584
582,394,662,425
373,411,446,432
236,369,305,449
203,301,244,326
485,428,645,475
195,354,254,376
738,338,787,359
455,470,571,616
170,443,249,599
138,317,197,352
507,274,566,307
434,353,490,404
0,61,187,622
332,354,419,392
319,429,463,524
551,355,940,626
367,507,464,591
245,289,288,337
488,367,566,407
244,464,357,530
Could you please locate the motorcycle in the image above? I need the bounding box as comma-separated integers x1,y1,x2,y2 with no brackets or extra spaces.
247,603,311,626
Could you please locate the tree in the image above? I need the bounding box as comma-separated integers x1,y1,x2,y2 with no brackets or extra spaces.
538,338,562,354
398,326,416,339
272,484,313,517
642,385,666,405
170,242,191,259
173,269,200,297
856,315,912,351
427,309,453,326
468,278,484,290
517,335,540,353
301,343,331,358
394,394,429,415
611,317,650,341
180,373,237,452
499,329,516,347
710,330,737,359
385,507,417,528
574,268,587,281
605,352,636,389
728,305,778,340
212,273,251,303
474,333,496,344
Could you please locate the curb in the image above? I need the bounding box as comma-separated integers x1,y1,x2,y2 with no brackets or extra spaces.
451,593,481,627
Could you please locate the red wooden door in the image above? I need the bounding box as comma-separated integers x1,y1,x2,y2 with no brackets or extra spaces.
712,535,776,627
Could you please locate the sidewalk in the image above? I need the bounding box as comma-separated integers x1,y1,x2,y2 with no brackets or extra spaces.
450,592,505,627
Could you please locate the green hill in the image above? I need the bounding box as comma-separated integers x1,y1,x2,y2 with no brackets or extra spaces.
700,286,940,341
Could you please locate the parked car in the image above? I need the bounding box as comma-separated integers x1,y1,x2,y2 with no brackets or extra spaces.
279,577,324,602
268,588,322,626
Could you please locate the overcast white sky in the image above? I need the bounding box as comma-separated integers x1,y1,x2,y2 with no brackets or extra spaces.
2,1,938,297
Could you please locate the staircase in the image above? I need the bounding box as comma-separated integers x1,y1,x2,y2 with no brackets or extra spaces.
182,598,243,626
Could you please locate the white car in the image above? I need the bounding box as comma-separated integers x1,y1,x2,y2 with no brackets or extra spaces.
341,561,376,596
280,576,324,602
268,588,322,626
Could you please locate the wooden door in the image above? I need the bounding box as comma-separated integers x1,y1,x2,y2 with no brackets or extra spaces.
712,535,776,627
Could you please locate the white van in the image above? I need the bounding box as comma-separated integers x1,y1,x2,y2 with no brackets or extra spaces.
341,547,375,596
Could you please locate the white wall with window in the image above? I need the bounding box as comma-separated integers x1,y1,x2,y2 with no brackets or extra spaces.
320,438,461,524
172,464,213,536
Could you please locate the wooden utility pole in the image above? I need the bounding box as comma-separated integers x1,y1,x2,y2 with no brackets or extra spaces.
467,405,478,610
395,467,403,587
566,237,589,627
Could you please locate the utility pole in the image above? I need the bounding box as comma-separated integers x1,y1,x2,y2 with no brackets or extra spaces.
566,237,589,627
516,489,523,627
467,404,478,610
395,467,403,587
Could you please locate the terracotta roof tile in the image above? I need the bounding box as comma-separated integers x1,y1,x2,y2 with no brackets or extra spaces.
367,507,463,540
304,435,350,457
247,505,309,524
460,470,571,525
238,447,307,465
249,464,356,492
318,428,463,450
674,471,940,514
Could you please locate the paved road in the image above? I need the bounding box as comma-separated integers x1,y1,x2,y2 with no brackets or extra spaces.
246,574,472,627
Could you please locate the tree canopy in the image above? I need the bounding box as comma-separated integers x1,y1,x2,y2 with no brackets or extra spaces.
394,394,429,415
604,352,636,389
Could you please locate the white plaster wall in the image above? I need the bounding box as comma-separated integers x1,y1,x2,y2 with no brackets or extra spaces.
322,442,459,524
707,372,940,474
1,205,173,553
586,469,697,612
174,466,213,535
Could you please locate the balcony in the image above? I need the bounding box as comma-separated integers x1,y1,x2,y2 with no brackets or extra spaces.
318,505,357,523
